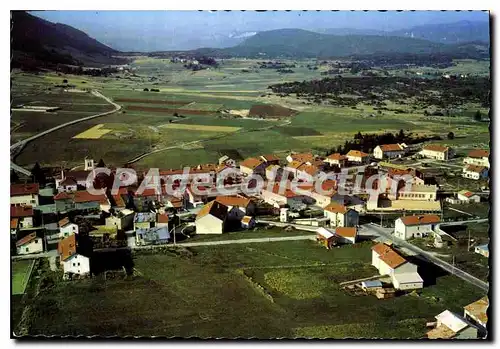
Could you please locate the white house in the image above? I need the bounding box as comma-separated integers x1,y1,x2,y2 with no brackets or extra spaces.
373,144,405,160
195,201,228,234
394,215,440,240
62,254,91,276
462,165,488,180
286,152,314,164
335,227,357,244
58,217,79,238
57,177,78,193
346,150,370,164
397,184,438,201
11,183,39,207
464,149,489,168
105,208,135,231
323,203,359,227
324,153,347,168
420,144,453,161
371,243,423,290
457,190,481,203
10,205,34,230
16,233,44,255
427,310,478,339
218,155,236,167
261,183,306,208
239,157,266,176
215,195,255,221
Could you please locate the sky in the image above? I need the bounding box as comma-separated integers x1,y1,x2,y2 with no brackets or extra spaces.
30,10,489,52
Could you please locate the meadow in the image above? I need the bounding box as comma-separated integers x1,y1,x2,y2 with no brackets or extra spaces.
25,240,486,338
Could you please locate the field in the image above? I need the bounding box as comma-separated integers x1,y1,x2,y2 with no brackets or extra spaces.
73,124,112,139
24,240,486,338
159,123,241,132
12,260,34,295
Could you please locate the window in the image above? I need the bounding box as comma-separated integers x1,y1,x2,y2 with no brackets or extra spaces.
35,239,38,243
64,232,68,237
73,263,76,266
25,247,29,252
78,263,80,266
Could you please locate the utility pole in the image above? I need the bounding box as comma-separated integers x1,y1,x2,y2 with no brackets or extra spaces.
173,223,176,246
467,228,471,252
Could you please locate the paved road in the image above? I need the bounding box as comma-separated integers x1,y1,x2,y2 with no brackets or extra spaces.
10,90,121,173
255,219,319,232
365,223,489,291
439,218,488,226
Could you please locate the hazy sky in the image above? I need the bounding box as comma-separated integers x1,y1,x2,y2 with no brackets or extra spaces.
30,10,489,51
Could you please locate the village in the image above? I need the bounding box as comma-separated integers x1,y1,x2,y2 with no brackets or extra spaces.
11,140,489,339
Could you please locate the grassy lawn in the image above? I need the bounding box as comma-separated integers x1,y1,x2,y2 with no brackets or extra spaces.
25,240,486,338
12,260,34,295
181,227,315,243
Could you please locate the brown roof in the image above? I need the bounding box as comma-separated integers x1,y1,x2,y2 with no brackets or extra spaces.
11,218,19,230
240,157,264,170
10,205,34,218
346,150,369,158
58,234,77,261
465,164,488,174
73,191,109,204
324,203,349,214
287,160,304,169
464,296,488,325
267,183,299,198
372,243,393,255
64,170,92,182
289,152,314,163
16,232,38,247
215,195,252,208
423,144,449,153
379,144,403,152
11,183,39,196
297,163,319,176
58,217,71,227
60,177,78,186
335,227,357,238
157,213,169,224
427,325,457,339
400,215,440,226
196,200,228,221
326,153,347,161
378,249,407,269
468,149,489,158
260,154,280,163
54,192,72,201
241,216,254,224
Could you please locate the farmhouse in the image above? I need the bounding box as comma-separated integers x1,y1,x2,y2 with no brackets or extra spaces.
394,215,440,240
324,153,347,168
215,195,255,220
16,232,44,255
239,157,266,176
11,205,34,229
11,183,39,207
371,243,423,290
323,203,359,227
457,190,481,203
420,144,453,161
195,200,228,234
346,150,370,164
373,144,405,160
427,310,478,339
58,217,79,238
335,227,357,244
464,297,488,332
464,149,490,168
462,165,488,180
58,234,90,277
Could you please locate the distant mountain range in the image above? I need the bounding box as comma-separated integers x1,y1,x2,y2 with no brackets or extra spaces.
11,11,490,68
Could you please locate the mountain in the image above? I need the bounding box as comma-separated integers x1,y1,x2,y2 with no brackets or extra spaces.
314,28,388,36
11,11,127,68
389,20,490,44
197,28,487,59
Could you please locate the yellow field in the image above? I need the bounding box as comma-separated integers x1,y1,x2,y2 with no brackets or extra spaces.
73,124,112,139
160,124,241,132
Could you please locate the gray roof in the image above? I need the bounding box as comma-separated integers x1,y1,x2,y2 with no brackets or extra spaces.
134,212,156,223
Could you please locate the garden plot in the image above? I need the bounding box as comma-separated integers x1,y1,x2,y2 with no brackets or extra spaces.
73,124,113,139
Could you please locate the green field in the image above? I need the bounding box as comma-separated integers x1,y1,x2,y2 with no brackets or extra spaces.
24,240,486,338
12,260,34,295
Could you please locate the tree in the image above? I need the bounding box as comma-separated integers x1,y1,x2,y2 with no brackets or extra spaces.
474,110,482,121
447,132,455,140
397,129,405,141
354,131,363,140
143,88,149,92
97,159,106,168
11,169,19,183
62,79,68,83
31,162,46,186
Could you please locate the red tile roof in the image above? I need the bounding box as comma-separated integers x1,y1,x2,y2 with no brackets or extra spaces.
324,203,349,214
468,149,489,158
260,154,280,163
73,191,108,204
54,192,72,201
267,183,300,198
240,157,264,170
60,177,77,186
58,234,77,261
215,195,252,208
423,144,449,153
58,217,71,227
326,153,347,161
196,200,228,221
346,150,369,158
372,242,393,255
336,227,357,238
11,218,19,230
379,144,403,152
289,153,315,163
379,249,407,269
11,183,39,196
465,165,488,174
10,205,34,218
157,213,169,224
16,232,38,247
399,215,440,226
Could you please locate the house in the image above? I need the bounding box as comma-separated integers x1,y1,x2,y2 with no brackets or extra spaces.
134,212,157,230
10,205,34,229
56,167,95,189
11,183,39,207
316,227,336,249
156,213,170,228
464,149,490,168
136,226,170,246
265,164,282,181
420,144,453,161
195,201,228,234
54,191,110,213
324,153,347,168
474,244,489,258
361,280,383,291
286,152,314,164
463,297,488,334
105,208,135,231
239,157,267,176
427,310,478,339
371,243,423,290
457,190,481,203
57,177,78,193
259,154,280,165
58,217,79,238
346,150,371,164
373,144,405,160
335,227,357,244
296,180,340,208
295,163,320,182
261,183,307,209
323,203,359,227
58,234,90,276
215,195,255,220
11,218,19,235
394,215,440,240
241,216,256,229
218,155,236,167
397,184,438,201
16,233,44,255
462,165,488,180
